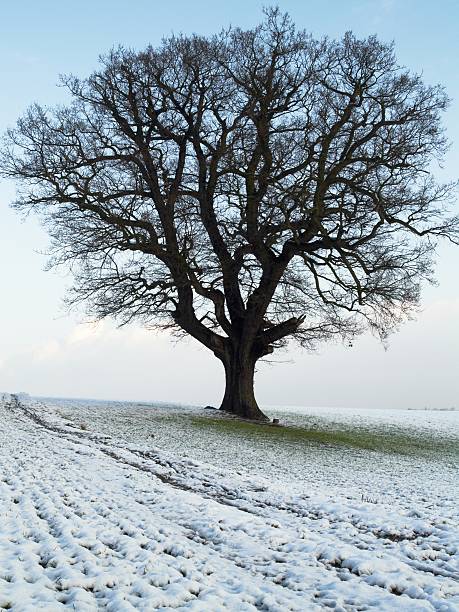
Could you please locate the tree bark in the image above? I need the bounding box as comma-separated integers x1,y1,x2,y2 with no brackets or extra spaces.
219,347,269,421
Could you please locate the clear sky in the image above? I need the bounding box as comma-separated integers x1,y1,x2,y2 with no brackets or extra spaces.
0,0,458,409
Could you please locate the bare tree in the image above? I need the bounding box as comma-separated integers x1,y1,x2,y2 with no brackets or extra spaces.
2,10,457,420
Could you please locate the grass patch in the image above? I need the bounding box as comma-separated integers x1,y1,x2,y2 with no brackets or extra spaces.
188,414,459,459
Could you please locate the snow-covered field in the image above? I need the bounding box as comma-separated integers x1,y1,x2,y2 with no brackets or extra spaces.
0,393,458,610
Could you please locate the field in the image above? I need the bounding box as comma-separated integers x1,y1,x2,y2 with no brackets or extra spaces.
0,393,458,610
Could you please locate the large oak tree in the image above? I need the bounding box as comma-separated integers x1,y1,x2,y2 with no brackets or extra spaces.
2,10,457,420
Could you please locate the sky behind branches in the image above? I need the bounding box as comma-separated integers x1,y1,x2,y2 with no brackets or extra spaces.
0,0,458,409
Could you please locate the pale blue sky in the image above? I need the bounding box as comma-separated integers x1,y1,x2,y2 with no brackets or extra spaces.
0,0,458,408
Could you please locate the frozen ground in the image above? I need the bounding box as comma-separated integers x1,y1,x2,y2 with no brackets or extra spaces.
0,393,458,610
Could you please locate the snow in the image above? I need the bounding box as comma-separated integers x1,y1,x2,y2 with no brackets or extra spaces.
0,393,458,610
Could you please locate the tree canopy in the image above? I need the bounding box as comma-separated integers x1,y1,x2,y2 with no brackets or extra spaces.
2,9,457,420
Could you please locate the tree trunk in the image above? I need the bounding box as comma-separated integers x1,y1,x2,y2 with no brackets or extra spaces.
219,349,269,421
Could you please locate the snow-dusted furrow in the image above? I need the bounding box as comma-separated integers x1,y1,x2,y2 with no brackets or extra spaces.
0,394,458,611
